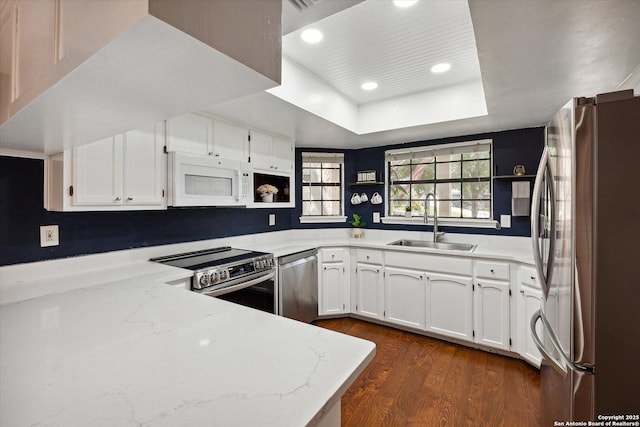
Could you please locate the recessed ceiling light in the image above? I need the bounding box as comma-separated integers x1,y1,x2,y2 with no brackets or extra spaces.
430,62,451,73
301,28,324,44
361,81,378,91
393,0,418,8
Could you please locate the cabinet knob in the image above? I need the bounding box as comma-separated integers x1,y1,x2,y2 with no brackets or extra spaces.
127,197,133,201
208,152,213,156
531,276,535,280
331,254,335,258
490,269,495,273
420,275,424,280
115,196,121,201
324,267,327,270
477,283,482,287
274,166,278,170
366,255,370,259
520,290,525,294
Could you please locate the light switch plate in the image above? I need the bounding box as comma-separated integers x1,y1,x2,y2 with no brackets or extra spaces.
268,214,276,226
500,215,511,228
40,225,59,247
373,212,381,223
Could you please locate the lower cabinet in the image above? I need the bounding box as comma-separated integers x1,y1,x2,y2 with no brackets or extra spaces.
426,272,474,342
473,279,510,350
517,267,543,366
354,263,384,320
384,267,426,330
318,248,350,316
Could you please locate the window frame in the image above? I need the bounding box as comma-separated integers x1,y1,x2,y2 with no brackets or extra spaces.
299,152,347,224
382,139,499,228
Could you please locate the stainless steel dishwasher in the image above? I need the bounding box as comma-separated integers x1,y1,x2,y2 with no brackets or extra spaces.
278,249,318,323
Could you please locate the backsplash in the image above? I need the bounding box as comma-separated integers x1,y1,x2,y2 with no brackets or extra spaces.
0,156,293,266
1,126,542,266
293,126,544,237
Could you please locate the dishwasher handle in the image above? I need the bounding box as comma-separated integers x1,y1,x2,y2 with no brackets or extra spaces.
280,254,317,270
278,249,318,267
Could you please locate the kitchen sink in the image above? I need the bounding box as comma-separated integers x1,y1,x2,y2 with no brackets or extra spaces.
387,240,476,252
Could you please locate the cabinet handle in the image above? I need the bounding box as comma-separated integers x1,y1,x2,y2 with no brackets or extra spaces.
208,152,213,156
420,275,423,280
478,283,482,287
490,269,495,273
376,269,379,273
366,255,370,259
520,289,525,294
127,197,133,201
215,153,220,157
531,276,535,280
115,196,121,201
274,166,278,170
331,254,335,258
324,267,327,270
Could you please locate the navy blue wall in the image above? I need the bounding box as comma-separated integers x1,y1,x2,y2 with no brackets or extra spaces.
1,126,543,266
0,156,293,266
293,126,544,236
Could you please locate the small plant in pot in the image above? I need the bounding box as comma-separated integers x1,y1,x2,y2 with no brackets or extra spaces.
349,213,367,238
405,205,412,218
256,184,278,203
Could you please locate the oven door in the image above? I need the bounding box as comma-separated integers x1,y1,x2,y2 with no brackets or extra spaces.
203,271,276,314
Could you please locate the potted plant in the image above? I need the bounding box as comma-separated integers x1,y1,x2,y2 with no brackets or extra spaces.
405,205,412,218
349,213,367,238
256,184,278,202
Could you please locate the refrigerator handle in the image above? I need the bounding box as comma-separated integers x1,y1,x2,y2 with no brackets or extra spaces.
531,147,550,298
531,309,568,378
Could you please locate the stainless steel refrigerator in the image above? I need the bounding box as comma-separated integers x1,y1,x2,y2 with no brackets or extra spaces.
530,89,640,424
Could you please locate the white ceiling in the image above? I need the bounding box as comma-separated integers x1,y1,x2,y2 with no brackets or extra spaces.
282,0,481,104
204,0,640,149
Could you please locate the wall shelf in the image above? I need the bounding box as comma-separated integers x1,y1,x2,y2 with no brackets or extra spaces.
493,175,535,179
349,181,385,186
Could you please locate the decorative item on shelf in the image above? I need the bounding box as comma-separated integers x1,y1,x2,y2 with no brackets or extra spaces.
349,213,367,238
371,192,383,205
360,192,368,202
405,206,412,218
256,184,278,203
513,164,526,176
350,193,362,205
356,170,377,182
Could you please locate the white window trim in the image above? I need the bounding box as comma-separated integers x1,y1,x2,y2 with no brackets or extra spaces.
384,139,495,223
300,152,345,223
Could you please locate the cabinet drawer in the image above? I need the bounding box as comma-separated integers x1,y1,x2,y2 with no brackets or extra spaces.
321,248,346,262
384,251,472,276
519,266,540,289
356,249,383,265
475,261,510,281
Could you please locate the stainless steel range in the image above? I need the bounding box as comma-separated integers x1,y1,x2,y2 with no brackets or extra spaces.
151,247,276,313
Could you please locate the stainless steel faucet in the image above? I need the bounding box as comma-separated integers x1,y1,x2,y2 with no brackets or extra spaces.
424,192,439,242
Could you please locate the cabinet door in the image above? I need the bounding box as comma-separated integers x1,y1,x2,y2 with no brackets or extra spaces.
474,279,510,350
165,113,212,155
213,120,249,162
270,136,293,173
319,262,346,315
427,272,473,342
519,284,543,366
249,130,272,171
73,135,123,205
14,0,57,101
0,5,16,122
384,266,426,329
355,263,383,320
123,121,165,206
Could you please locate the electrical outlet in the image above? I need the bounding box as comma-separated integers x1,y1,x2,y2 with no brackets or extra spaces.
500,215,511,228
373,212,381,223
268,214,276,226
40,225,59,247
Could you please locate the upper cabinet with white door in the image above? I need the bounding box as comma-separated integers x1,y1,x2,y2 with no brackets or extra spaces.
45,121,166,211
0,0,281,155
249,130,294,174
166,113,249,163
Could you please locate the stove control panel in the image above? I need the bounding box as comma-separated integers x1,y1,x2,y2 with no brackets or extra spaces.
192,254,274,290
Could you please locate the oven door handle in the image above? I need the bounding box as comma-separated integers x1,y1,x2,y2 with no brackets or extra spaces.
202,271,275,297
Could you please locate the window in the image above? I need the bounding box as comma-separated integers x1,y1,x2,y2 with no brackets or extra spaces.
385,140,492,221
300,152,346,223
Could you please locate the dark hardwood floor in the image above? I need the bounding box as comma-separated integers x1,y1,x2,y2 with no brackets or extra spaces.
314,318,541,427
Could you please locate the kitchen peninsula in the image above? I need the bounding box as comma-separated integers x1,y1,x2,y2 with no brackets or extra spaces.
0,263,375,427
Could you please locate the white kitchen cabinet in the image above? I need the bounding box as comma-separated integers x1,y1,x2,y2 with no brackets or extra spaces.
427,272,473,342
473,279,510,350
354,262,383,320
249,130,294,173
165,114,249,162
45,121,166,211
166,113,213,155
517,267,543,366
384,266,426,330
318,248,350,316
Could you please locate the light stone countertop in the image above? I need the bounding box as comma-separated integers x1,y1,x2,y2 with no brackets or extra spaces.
0,273,375,426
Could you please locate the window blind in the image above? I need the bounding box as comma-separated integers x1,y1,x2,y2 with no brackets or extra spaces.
384,139,492,162
301,152,345,163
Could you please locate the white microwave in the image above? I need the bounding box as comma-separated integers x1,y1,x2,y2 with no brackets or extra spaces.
168,152,253,207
